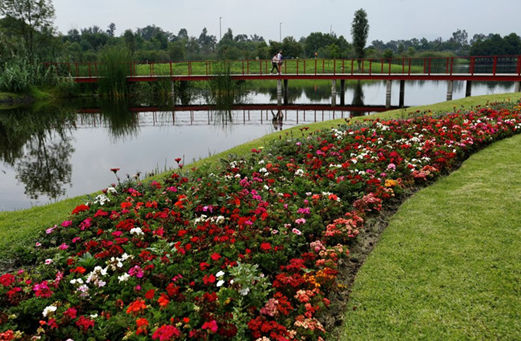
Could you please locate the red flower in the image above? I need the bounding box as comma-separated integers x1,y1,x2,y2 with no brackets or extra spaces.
210,253,221,261
75,315,95,333
152,324,181,340
63,307,77,319
145,289,155,300
136,317,149,335
71,204,90,215
0,274,15,287
260,243,272,251
202,320,218,333
110,168,120,173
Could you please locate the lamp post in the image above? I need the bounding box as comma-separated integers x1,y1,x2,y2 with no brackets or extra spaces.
279,22,283,42
219,17,222,41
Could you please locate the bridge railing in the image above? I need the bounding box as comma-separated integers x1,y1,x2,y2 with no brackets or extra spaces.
44,55,521,79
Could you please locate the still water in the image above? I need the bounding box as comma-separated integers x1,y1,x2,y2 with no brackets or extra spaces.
0,80,516,211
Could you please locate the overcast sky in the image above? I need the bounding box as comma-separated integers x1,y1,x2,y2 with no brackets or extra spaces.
52,0,521,43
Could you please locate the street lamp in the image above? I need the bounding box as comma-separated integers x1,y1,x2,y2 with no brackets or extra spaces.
279,22,283,43
219,17,223,41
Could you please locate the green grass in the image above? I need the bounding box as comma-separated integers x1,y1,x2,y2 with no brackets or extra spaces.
340,137,521,340
340,113,521,339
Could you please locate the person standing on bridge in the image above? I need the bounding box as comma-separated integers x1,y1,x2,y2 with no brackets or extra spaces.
277,50,283,74
271,54,279,74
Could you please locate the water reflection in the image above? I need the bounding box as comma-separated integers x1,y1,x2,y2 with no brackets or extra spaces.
0,104,76,200
351,81,365,117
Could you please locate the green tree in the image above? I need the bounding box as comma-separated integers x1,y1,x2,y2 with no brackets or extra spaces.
123,29,135,53
0,0,55,60
351,8,369,67
282,36,302,58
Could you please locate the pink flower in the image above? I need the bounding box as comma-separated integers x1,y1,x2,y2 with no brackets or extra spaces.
202,320,218,333
61,220,72,227
292,228,302,235
152,325,181,340
58,243,69,250
128,266,144,278
295,218,306,225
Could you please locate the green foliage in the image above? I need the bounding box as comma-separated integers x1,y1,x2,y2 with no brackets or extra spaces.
0,0,55,60
98,45,132,97
470,32,521,56
351,9,369,60
0,56,57,93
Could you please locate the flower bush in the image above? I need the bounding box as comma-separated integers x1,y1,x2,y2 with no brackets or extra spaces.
1,101,520,341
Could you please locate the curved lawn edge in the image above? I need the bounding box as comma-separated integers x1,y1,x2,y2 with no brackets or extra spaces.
340,131,521,340
0,92,518,260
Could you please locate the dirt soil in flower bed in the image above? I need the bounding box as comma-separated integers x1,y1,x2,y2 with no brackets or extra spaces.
322,188,419,331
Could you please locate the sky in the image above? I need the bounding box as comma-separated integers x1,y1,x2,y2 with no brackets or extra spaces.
52,0,521,43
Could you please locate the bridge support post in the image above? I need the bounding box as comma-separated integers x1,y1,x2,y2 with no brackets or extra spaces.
465,81,472,97
516,81,521,93
331,79,337,107
447,80,454,101
385,80,392,109
171,81,176,104
340,80,345,106
399,80,405,108
277,79,283,105
284,79,289,105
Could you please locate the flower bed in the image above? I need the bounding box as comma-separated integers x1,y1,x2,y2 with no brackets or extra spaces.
1,101,520,341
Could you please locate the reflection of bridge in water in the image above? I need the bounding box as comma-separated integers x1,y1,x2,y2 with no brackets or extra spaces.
76,104,400,127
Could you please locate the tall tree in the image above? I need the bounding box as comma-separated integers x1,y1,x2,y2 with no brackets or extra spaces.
351,8,369,68
0,0,55,60
107,23,116,37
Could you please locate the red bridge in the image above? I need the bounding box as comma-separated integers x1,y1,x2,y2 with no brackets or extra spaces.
45,55,521,107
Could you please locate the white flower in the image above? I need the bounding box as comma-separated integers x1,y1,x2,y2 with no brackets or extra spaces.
45,259,53,265
94,194,110,205
90,313,98,319
258,160,265,164
118,273,130,282
259,167,268,173
295,169,304,176
216,271,225,277
130,227,144,236
216,280,225,287
239,287,250,296
42,305,57,317
107,187,117,194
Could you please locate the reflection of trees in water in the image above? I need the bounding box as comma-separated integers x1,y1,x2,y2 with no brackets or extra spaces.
16,131,73,199
100,99,140,141
351,80,366,117
0,104,76,200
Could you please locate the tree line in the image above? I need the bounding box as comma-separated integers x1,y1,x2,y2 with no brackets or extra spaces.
1,0,520,67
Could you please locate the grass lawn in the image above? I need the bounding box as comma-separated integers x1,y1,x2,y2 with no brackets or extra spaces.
340,120,521,340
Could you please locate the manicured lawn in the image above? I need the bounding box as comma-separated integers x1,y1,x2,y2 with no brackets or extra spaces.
340,128,521,340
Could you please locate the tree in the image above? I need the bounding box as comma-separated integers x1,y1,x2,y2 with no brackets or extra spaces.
123,29,135,53
0,0,55,60
351,8,369,67
107,23,116,37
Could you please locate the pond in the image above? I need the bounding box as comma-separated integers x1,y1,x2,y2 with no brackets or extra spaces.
0,80,516,211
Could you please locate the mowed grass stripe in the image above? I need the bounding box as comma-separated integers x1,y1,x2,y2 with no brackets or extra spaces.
340,133,521,340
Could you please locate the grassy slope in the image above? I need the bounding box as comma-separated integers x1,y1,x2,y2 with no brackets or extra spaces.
341,111,521,339
0,92,518,260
